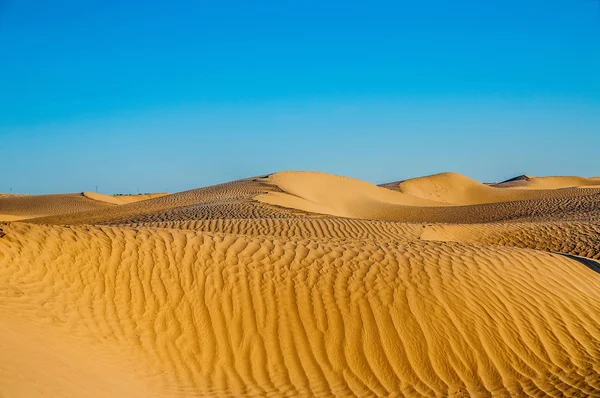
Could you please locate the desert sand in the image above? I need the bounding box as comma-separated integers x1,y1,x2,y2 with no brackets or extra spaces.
1,171,599,397
491,175,600,189
0,192,169,221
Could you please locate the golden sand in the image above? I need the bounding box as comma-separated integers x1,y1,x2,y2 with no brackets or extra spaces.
83,191,170,205
493,175,600,189
1,171,599,397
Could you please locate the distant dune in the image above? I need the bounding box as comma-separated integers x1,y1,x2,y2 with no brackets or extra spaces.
0,193,115,221
493,175,600,189
255,171,447,218
25,173,599,226
83,191,169,205
1,170,600,397
380,171,600,204
0,192,168,221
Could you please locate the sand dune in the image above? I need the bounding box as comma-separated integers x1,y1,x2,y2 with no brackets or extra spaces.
381,172,600,204
255,171,447,218
256,172,600,222
0,191,167,222
493,175,600,189
26,172,600,226
493,174,533,184
124,218,600,260
0,193,115,221
2,170,600,397
380,172,496,204
422,221,600,259
1,222,599,397
84,192,170,205
30,176,307,226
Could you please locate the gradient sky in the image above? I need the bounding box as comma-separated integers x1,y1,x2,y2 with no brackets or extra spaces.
1,0,599,194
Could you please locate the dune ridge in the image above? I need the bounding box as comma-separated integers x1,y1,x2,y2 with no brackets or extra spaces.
0,192,168,221
255,172,600,223
381,172,600,204
30,176,302,226
86,192,170,204
493,175,600,189
0,193,116,221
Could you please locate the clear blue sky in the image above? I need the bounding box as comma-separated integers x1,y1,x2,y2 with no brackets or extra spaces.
1,0,599,194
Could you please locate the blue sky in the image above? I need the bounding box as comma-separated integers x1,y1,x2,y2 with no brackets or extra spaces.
1,0,599,194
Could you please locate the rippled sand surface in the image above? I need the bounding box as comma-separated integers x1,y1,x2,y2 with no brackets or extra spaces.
1,171,600,397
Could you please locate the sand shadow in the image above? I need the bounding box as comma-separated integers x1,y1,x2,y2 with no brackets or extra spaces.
557,253,600,274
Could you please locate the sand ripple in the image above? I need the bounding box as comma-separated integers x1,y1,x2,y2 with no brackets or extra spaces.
1,223,599,397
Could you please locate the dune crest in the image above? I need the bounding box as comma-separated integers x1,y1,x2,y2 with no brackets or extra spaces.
383,172,499,204
83,191,169,205
383,172,600,204
255,171,448,219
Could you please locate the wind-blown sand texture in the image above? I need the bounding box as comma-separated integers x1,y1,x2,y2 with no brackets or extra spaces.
0,193,115,221
1,171,600,397
0,192,168,221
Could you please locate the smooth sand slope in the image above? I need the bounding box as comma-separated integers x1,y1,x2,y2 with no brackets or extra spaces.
2,170,600,397
255,171,447,217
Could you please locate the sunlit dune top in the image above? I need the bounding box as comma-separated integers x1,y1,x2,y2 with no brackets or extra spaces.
380,172,600,205
255,171,451,219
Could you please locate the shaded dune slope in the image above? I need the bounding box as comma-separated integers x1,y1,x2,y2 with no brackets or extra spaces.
1,223,599,397
493,175,600,189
